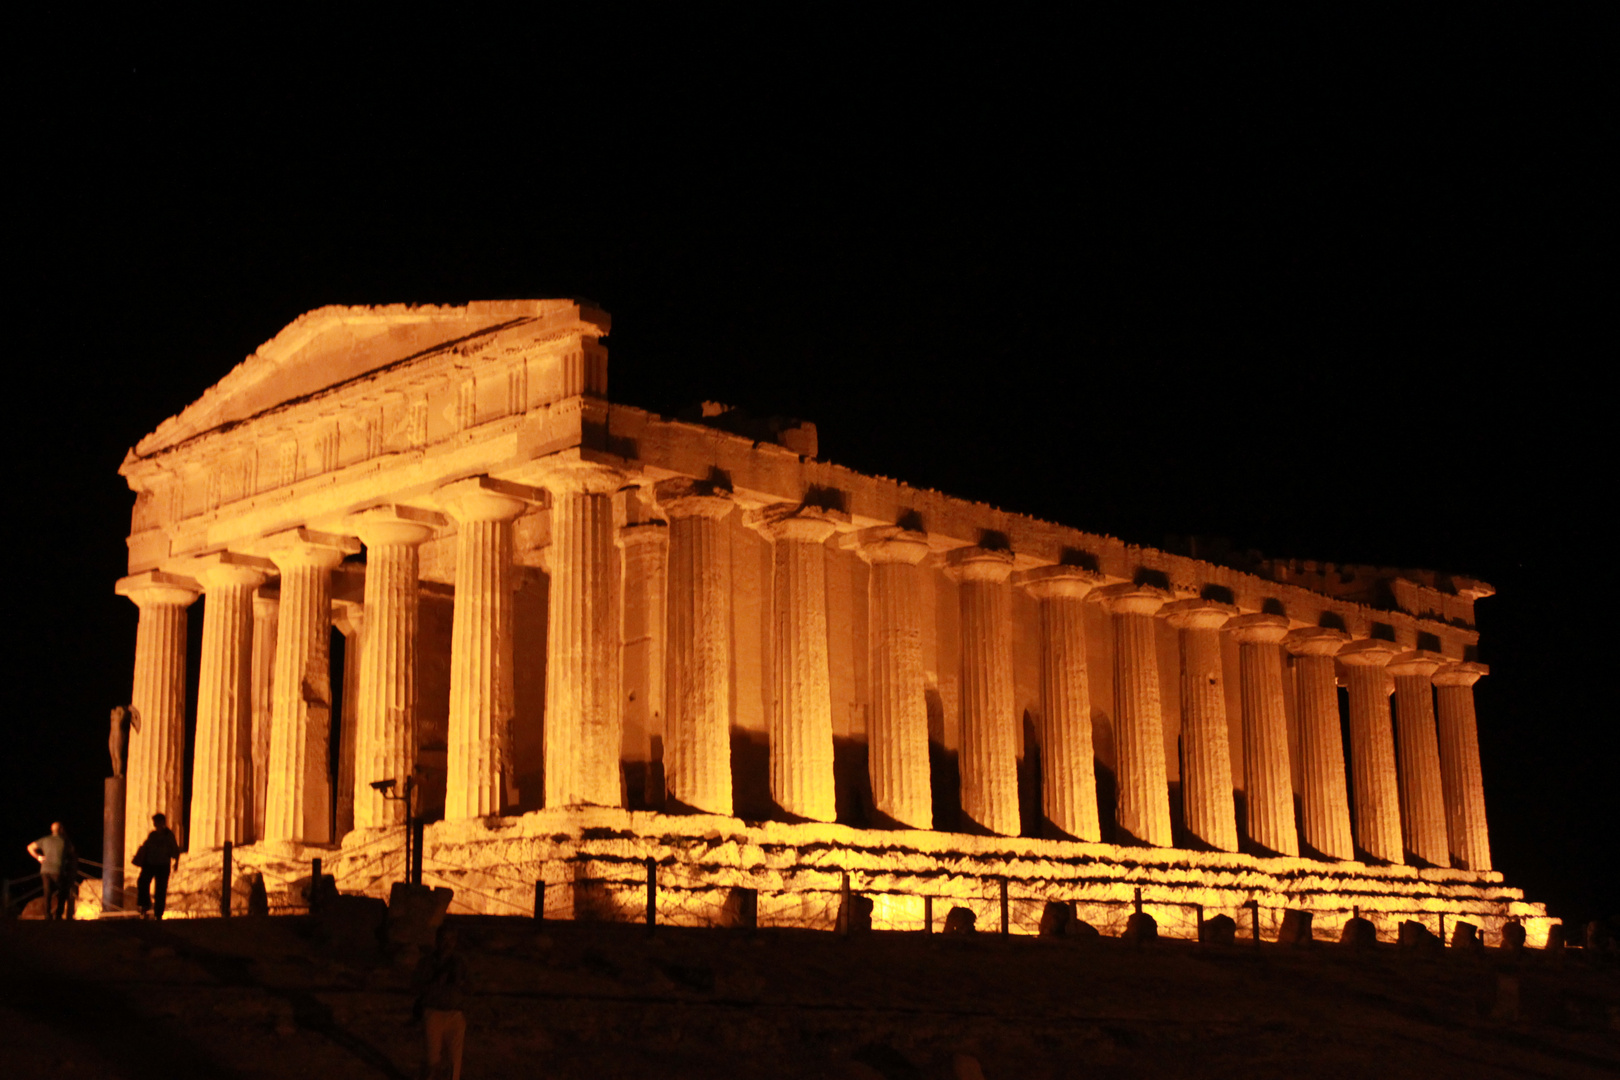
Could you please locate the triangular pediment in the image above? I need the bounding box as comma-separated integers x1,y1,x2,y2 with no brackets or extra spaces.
135,300,596,456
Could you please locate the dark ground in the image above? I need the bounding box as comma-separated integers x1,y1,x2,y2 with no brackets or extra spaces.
1,914,1616,1079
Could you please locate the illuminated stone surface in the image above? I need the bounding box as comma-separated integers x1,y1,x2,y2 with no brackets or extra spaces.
111,301,1550,939
1095,584,1173,847
1161,598,1238,853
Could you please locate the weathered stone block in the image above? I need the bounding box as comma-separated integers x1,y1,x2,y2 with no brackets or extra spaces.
1038,900,1073,937
837,893,873,934
1123,912,1158,943
1277,908,1314,947
1199,913,1237,946
1450,921,1482,950
386,883,453,947
943,906,976,935
247,872,269,917
1544,923,1566,954
721,887,758,930
1070,919,1101,942
1399,919,1441,950
1339,916,1377,949
1500,920,1527,952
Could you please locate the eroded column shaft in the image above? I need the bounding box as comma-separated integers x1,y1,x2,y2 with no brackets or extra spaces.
664,495,734,815
1435,665,1492,871
953,551,1019,836
1288,633,1354,860
1102,588,1172,847
1235,622,1298,856
123,584,195,860
1341,642,1403,862
265,558,339,842
333,609,362,838
1037,594,1099,840
1391,654,1449,866
446,517,517,820
861,530,932,829
768,519,837,822
546,491,623,808
250,595,278,840
1175,615,1238,852
190,569,262,849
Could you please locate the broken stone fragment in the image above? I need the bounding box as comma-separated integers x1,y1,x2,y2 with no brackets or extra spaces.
1199,914,1237,946
1277,908,1314,947
1038,900,1073,937
943,907,976,935
1499,920,1527,953
1398,920,1441,950
1122,911,1158,943
1339,916,1377,949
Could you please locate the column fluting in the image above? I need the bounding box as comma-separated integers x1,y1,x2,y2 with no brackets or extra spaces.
855,526,933,829
1161,598,1239,852
352,508,440,829
189,555,270,850
947,547,1020,836
1388,649,1450,866
1433,661,1492,871
440,479,533,821
1228,613,1298,856
757,506,840,822
117,572,199,862
262,529,356,843
1094,584,1173,847
660,484,735,815
1019,564,1103,841
544,476,624,809
250,592,278,840
1337,638,1404,862
1284,626,1354,860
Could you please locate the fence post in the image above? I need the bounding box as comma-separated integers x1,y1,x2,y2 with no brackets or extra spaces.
533,880,545,923
838,872,851,936
1000,877,1009,935
411,819,425,887
220,842,232,918
645,857,656,933
310,857,322,912
924,895,933,934
1196,903,1204,936
1134,887,1143,916
1249,899,1261,947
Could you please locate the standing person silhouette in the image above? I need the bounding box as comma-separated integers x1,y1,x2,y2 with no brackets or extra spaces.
412,924,468,1079
131,813,180,919
26,822,74,920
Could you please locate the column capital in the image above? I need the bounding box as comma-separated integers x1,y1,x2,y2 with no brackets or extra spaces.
1160,597,1237,630
945,545,1014,584
115,570,200,607
1015,563,1103,600
350,504,447,548
654,478,734,520
1283,626,1350,656
536,460,629,497
1433,660,1489,687
619,520,669,547
1386,649,1448,678
1337,637,1403,666
852,525,930,566
251,527,360,570
435,476,542,523
192,551,275,590
1225,612,1290,643
1092,582,1170,616
751,503,845,545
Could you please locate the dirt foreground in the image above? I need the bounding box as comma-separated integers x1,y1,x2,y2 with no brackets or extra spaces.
1,914,1616,1079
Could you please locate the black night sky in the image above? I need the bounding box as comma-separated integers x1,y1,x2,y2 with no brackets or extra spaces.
6,14,1611,928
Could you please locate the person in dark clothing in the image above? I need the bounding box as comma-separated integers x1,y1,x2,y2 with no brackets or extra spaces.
131,813,180,919
26,822,75,920
412,924,468,1080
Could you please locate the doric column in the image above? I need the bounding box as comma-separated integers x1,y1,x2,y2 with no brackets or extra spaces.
1284,627,1353,860
1228,614,1297,856
659,481,735,815
1018,564,1103,841
855,526,933,829
116,571,199,861
1433,661,1492,871
1388,649,1450,866
1093,584,1173,847
331,600,364,838
189,553,272,850
620,520,668,806
754,505,840,822
250,591,278,840
261,528,358,844
1337,638,1403,862
1161,598,1238,852
352,506,441,830
439,477,537,821
947,547,1020,836
543,471,624,809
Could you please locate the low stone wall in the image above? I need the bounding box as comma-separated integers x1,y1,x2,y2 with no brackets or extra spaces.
148,807,1554,946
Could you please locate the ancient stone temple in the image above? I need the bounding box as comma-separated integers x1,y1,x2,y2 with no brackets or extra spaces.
114,300,1553,943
